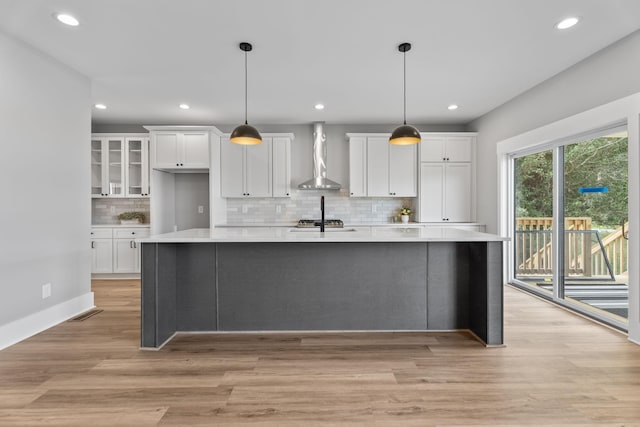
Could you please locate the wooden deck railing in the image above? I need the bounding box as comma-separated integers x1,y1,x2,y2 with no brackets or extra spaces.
515,217,627,278
591,222,628,277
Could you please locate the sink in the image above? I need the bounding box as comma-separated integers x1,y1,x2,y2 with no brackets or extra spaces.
288,228,357,233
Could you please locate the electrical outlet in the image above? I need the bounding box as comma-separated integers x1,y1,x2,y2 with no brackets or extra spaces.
371,204,377,213
198,205,204,214
276,205,282,214
42,283,51,299
242,205,248,214
110,206,116,214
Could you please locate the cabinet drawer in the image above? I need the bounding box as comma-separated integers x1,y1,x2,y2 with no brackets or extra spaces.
91,228,113,239
114,227,150,239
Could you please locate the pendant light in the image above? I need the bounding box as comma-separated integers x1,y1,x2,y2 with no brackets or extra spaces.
389,42,421,145
230,42,262,145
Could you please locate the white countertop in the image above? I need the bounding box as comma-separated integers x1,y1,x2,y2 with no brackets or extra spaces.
138,227,507,243
92,224,151,228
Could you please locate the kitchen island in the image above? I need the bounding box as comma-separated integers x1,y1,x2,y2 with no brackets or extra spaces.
139,227,507,349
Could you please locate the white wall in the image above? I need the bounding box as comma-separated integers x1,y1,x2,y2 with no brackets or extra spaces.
468,29,640,344
0,32,93,348
469,30,640,234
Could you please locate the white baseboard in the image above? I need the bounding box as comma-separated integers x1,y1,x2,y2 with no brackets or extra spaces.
0,292,95,351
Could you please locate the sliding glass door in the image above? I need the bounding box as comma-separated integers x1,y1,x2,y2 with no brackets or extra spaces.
511,128,629,327
514,149,554,295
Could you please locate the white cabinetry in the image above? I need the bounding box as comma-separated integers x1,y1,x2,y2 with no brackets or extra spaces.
347,134,417,197
91,134,150,198
418,133,476,223
220,134,293,198
420,135,473,162
91,226,150,275
91,136,125,197
272,137,292,197
125,137,150,197
90,228,113,273
151,131,209,170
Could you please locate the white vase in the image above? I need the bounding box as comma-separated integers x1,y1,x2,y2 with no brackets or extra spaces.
401,215,409,224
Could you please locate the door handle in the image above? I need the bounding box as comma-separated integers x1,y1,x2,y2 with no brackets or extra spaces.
91,241,95,249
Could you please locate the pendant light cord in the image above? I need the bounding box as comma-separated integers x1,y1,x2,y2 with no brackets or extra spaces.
244,49,248,125
403,48,407,125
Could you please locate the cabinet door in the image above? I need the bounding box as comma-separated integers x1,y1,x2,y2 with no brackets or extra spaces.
153,132,179,168
245,137,272,197
113,239,139,273
272,137,291,197
349,136,367,197
366,137,390,197
445,136,473,162
420,136,446,162
220,137,245,197
91,239,113,273
419,163,445,222
444,163,472,222
182,132,210,168
125,137,147,197
105,137,125,196
91,138,105,197
389,144,417,197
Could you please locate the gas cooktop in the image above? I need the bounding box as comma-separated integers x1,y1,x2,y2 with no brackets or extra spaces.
296,219,344,228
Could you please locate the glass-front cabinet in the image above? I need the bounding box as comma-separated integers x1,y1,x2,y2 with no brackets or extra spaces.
91,136,124,197
125,137,150,197
91,134,149,198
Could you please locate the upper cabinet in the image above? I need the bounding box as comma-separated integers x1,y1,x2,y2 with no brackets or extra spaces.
151,130,209,170
220,134,293,198
125,137,150,197
91,134,149,198
347,134,417,197
420,135,473,162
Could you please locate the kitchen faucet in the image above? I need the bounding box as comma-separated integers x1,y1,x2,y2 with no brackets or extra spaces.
320,195,325,232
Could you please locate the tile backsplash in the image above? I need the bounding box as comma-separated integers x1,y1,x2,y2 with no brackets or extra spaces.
92,198,150,225
225,190,415,225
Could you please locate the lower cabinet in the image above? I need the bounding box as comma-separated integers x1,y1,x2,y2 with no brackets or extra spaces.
91,234,113,274
91,226,150,274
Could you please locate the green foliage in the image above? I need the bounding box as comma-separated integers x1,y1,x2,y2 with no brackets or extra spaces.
515,136,628,227
117,211,146,222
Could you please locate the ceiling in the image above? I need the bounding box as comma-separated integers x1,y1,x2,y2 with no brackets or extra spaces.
1,0,640,126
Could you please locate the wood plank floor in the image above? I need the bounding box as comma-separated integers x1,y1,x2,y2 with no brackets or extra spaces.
1,280,640,426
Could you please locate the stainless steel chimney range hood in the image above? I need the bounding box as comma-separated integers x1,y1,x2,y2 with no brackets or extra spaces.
298,122,341,190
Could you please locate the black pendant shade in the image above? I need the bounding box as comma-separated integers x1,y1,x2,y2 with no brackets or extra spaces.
231,42,262,145
230,123,262,146
389,124,421,146
390,42,421,145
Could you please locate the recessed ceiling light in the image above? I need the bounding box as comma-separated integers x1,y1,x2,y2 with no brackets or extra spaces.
55,13,79,27
179,104,190,110
94,104,107,110
556,17,579,30
448,104,458,110
314,104,325,110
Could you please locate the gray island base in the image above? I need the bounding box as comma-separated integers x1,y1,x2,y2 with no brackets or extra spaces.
140,227,505,349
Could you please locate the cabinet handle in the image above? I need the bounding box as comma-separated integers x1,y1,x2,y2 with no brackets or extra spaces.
131,232,135,235
286,193,289,196
134,242,137,249
443,157,446,161
91,241,95,249
180,163,184,166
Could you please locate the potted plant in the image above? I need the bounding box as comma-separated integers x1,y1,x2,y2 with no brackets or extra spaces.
117,211,146,225
400,207,411,224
